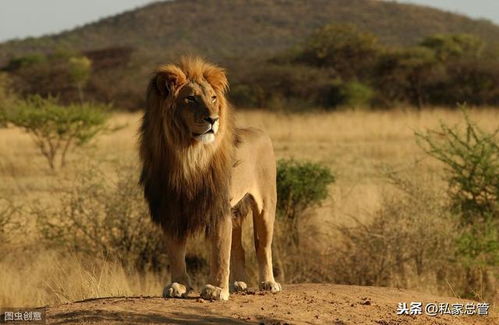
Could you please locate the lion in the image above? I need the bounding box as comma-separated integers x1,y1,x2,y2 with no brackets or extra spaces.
139,57,281,300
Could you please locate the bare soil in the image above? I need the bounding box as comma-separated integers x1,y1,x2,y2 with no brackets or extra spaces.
45,284,497,324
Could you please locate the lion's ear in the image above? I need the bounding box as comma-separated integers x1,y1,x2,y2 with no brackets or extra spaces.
204,67,229,94
154,65,187,97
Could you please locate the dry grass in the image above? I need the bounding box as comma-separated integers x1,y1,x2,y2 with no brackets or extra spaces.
239,108,498,224
0,107,498,307
0,251,163,307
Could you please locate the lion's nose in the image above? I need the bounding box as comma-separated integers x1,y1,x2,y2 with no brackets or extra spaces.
204,116,219,125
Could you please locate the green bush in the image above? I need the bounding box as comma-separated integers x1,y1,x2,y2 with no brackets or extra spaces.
273,159,334,282
0,74,18,127
6,54,47,70
2,96,110,170
276,159,335,245
68,56,92,103
332,81,374,109
35,164,167,272
416,112,498,228
416,110,498,299
420,33,484,61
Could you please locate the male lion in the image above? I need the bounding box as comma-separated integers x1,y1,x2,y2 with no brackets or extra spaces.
139,57,281,300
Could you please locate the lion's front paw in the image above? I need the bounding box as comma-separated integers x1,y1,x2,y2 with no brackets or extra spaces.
231,281,248,293
200,284,229,301
163,282,188,298
259,281,282,293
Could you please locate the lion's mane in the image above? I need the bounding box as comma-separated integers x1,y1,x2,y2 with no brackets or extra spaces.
139,57,235,239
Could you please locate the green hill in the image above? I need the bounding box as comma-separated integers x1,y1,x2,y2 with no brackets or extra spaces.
3,0,499,109
1,0,499,64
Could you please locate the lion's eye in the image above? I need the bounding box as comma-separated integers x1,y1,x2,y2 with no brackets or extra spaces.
185,96,196,103
211,95,217,103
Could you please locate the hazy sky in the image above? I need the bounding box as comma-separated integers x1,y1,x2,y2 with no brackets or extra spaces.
1,0,499,42
0,0,158,42
398,0,499,23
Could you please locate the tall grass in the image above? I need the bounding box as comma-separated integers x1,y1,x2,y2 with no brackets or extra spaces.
0,251,163,307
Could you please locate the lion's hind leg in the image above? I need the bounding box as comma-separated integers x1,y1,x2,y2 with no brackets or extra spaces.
252,199,282,293
230,197,251,293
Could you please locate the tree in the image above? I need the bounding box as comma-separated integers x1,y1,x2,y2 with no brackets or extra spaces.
68,56,92,103
297,24,380,80
0,73,18,127
429,60,499,106
229,63,334,110
373,47,438,108
3,96,109,170
6,53,69,101
420,34,499,107
330,81,374,109
420,34,484,62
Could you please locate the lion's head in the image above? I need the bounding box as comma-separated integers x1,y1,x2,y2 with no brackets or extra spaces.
139,57,235,238
146,57,230,147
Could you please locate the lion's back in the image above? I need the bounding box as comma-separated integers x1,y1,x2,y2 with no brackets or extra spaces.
235,127,275,167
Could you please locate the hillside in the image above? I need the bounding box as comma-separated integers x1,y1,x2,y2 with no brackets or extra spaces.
45,284,497,324
1,0,499,64
3,0,499,110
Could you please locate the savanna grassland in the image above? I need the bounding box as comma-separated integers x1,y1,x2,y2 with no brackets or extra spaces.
0,108,497,310
1,1,499,323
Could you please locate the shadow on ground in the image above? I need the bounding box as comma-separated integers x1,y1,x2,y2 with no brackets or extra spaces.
50,310,251,324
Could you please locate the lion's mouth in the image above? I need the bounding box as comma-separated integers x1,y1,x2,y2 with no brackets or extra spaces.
192,129,214,137
192,127,216,144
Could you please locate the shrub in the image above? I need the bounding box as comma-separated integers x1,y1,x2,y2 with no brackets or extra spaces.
276,159,335,242
35,164,167,272
373,46,438,108
273,159,334,282
0,73,18,127
3,96,110,170
428,59,499,107
297,23,380,80
416,111,498,300
420,34,484,61
0,199,20,258
332,172,457,291
416,112,498,241
230,63,334,110
6,53,71,101
5,54,47,70
68,56,92,103
332,81,374,109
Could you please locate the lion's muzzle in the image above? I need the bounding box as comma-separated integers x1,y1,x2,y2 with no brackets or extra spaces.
192,117,219,143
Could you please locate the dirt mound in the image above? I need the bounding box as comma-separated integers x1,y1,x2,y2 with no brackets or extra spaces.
46,284,496,324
